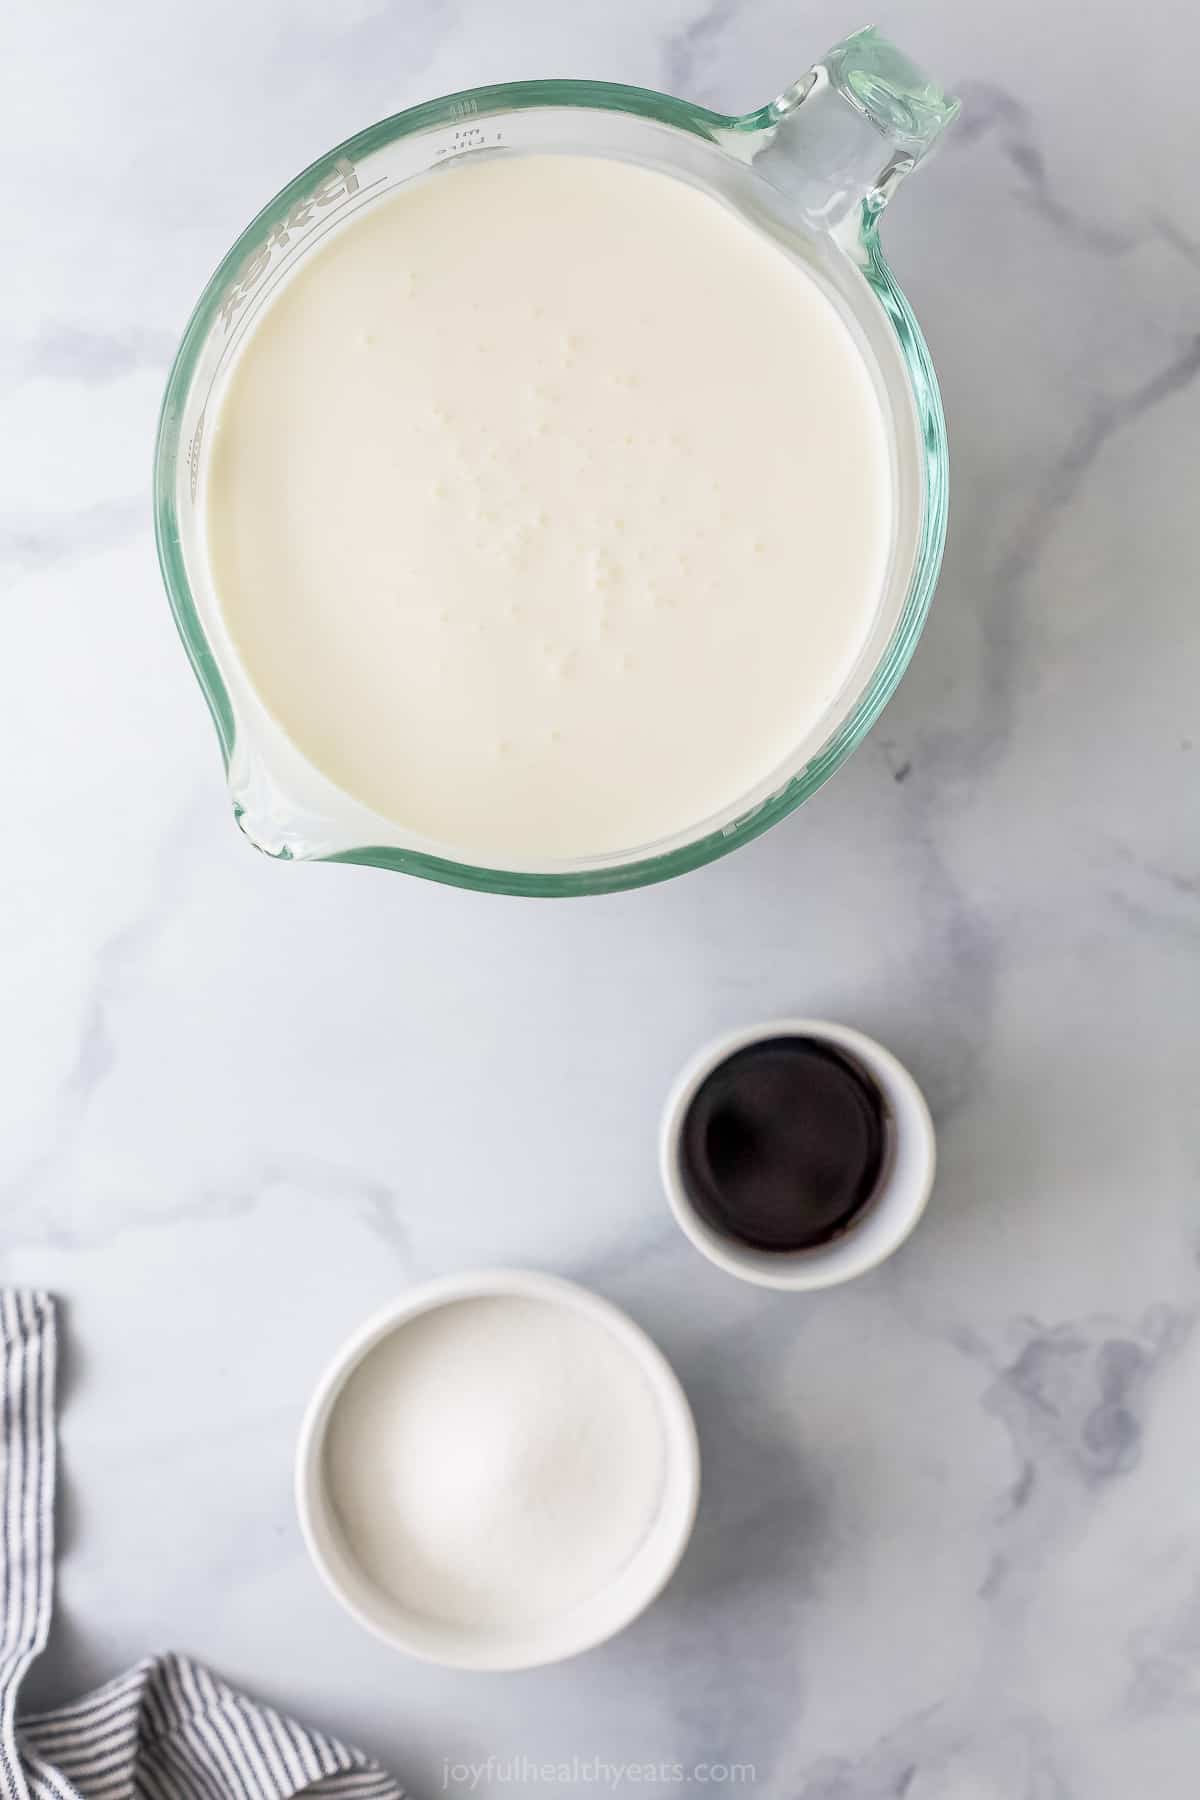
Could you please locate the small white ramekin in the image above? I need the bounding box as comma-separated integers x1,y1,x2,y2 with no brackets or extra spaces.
660,1019,935,1291
295,1268,700,1671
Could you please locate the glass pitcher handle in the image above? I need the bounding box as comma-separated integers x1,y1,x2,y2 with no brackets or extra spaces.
737,26,960,238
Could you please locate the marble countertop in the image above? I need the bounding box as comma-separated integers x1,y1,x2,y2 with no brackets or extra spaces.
5,1,1199,1795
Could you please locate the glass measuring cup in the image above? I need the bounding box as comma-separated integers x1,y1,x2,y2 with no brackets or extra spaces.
154,27,959,896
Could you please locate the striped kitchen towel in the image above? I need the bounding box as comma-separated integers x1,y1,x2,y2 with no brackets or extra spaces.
0,1291,403,1800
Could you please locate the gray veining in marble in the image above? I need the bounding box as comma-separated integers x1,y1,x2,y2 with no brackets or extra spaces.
3,2,1199,1797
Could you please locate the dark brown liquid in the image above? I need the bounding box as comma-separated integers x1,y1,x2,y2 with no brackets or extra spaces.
679,1036,889,1252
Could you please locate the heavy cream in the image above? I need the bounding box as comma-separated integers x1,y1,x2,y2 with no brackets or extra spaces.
205,153,893,862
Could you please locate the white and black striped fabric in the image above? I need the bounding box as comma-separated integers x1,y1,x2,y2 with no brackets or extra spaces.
0,1293,402,1800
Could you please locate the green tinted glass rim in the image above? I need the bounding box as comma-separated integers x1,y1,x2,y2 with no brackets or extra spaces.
153,79,948,898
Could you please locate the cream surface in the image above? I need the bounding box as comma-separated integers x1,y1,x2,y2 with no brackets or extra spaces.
205,153,893,861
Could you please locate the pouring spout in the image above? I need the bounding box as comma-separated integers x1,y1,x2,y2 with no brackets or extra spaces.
732,26,960,238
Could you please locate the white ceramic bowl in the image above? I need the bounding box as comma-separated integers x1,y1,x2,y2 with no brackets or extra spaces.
296,1268,700,1670
660,1019,935,1291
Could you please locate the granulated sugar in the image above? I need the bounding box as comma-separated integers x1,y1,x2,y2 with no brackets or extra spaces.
324,1295,667,1630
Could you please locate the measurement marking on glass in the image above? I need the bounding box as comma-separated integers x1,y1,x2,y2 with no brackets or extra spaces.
201,174,388,416
187,409,206,504
434,126,506,158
